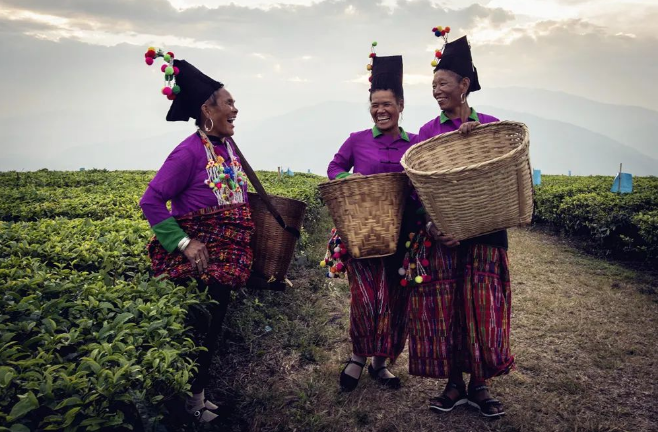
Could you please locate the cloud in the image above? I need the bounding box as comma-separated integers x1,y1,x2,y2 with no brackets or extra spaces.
0,0,657,171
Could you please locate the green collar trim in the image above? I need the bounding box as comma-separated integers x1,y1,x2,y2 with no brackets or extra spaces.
440,108,480,124
371,125,410,142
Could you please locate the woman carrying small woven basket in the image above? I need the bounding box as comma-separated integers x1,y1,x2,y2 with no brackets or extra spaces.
139,49,251,424
326,44,418,392
402,30,513,417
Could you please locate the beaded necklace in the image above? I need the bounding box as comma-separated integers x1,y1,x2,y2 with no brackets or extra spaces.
198,129,247,206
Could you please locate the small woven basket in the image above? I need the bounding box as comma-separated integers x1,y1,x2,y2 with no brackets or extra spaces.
401,121,533,241
248,192,307,282
318,172,410,258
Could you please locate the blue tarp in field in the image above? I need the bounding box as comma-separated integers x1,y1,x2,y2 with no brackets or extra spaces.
611,173,633,193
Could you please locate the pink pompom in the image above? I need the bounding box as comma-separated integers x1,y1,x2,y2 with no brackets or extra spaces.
336,263,344,271
422,275,431,282
145,57,154,65
161,64,167,72
333,252,340,259
173,66,180,75
162,87,173,96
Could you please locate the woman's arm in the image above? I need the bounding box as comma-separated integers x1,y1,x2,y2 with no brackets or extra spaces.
327,135,355,180
140,146,195,252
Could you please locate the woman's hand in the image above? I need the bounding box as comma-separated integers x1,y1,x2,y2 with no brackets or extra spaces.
182,239,210,273
458,121,480,135
426,220,460,248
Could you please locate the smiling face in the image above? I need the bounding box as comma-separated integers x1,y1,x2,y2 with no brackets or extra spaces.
369,89,403,134
432,69,470,113
201,87,238,138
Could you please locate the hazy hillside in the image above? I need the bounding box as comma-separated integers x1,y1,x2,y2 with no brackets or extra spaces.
2,89,656,176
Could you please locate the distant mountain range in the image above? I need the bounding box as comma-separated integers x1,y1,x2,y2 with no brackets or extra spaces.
1,88,656,176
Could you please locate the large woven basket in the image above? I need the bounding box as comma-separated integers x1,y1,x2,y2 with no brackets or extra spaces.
318,172,410,258
248,192,307,282
401,121,533,241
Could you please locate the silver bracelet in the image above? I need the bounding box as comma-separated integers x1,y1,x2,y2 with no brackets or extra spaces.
177,236,191,251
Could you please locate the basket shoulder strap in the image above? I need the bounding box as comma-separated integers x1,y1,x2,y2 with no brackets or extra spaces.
230,139,301,239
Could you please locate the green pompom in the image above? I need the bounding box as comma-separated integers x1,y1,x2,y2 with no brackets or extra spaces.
172,85,181,94
371,41,378,46
164,53,171,62
165,66,174,75
165,75,173,82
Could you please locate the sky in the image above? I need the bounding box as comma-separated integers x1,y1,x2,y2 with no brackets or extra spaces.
0,0,656,171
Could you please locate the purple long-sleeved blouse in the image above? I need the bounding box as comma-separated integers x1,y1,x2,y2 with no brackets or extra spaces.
418,108,498,141
327,126,418,180
140,132,248,252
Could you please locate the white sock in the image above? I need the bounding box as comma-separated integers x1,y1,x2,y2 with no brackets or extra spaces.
185,390,219,422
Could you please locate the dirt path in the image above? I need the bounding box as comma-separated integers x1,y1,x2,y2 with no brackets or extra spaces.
205,227,658,432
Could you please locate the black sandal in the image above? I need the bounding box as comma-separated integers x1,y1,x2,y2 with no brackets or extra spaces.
367,364,401,389
467,385,506,417
340,359,366,392
429,382,468,412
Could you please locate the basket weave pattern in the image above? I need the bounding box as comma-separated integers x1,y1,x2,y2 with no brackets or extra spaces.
248,192,307,281
318,173,409,258
401,121,533,241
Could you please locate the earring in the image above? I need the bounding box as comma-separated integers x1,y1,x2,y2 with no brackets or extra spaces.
400,112,404,123
460,93,466,104
204,118,214,132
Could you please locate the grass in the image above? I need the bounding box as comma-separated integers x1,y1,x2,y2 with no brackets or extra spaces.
158,217,658,432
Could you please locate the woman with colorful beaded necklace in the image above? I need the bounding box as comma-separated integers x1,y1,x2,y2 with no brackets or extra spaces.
401,29,512,418
327,43,419,392
140,48,250,424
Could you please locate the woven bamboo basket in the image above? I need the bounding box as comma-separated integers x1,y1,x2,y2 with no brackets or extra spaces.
400,121,533,241
318,172,410,258
248,192,307,282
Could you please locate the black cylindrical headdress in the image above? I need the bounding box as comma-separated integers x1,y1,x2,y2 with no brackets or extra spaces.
370,55,404,100
143,47,224,122
430,28,481,93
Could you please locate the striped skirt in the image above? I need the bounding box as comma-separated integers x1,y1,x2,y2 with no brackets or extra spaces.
148,203,254,289
346,257,409,360
407,242,514,380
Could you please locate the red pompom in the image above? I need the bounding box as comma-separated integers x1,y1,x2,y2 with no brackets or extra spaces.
436,51,442,59
368,76,373,82
166,94,176,100
422,275,431,282
432,27,438,32
369,53,376,58
445,26,451,33
145,57,154,65
424,240,432,247
400,279,408,287
167,51,175,58
146,49,156,58
441,30,446,36
421,259,430,267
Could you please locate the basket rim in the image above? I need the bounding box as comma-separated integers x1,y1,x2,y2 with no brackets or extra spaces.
401,121,529,176
247,191,307,206
318,171,408,188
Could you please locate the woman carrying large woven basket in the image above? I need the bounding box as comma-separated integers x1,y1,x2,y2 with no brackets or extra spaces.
403,30,513,417
327,45,418,392
139,49,252,424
